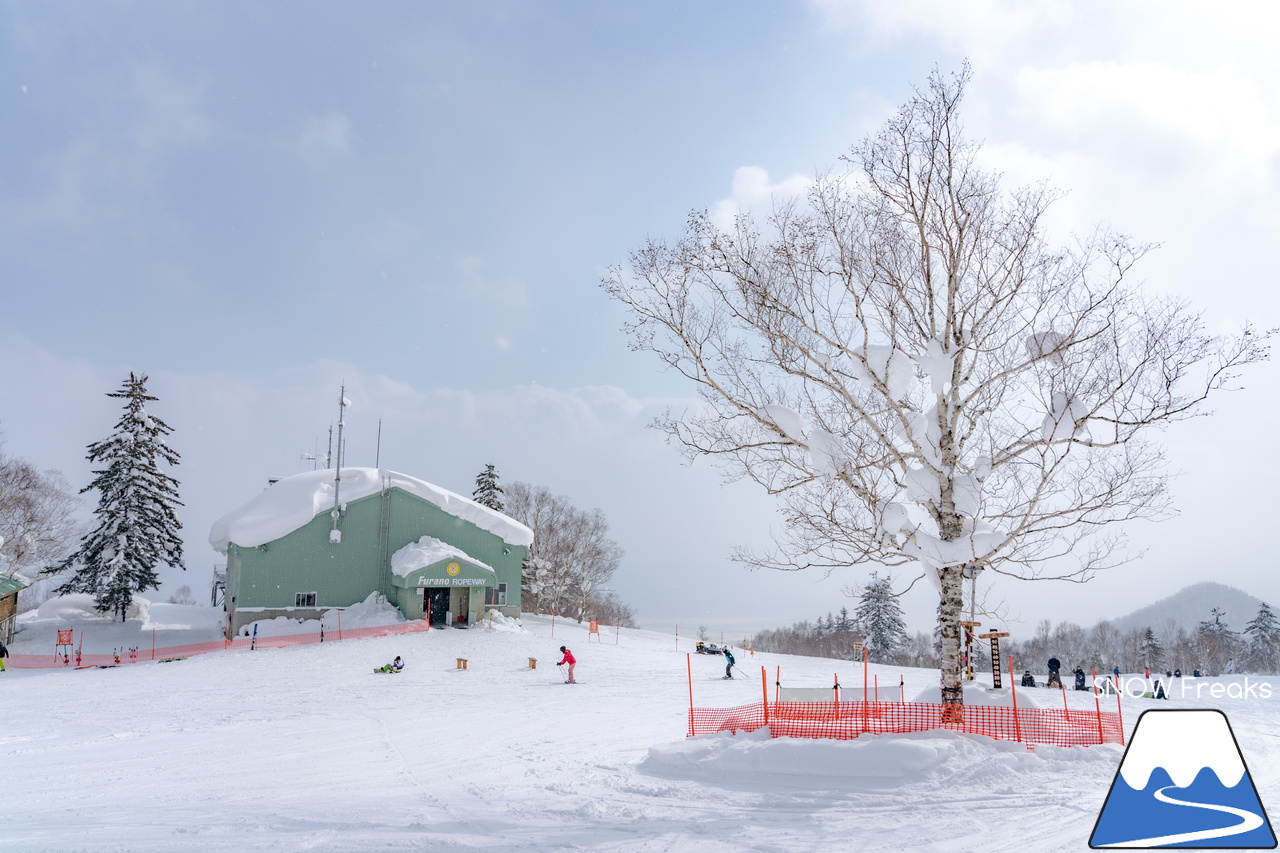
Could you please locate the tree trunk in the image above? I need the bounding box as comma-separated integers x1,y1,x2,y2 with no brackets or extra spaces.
937,565,965,715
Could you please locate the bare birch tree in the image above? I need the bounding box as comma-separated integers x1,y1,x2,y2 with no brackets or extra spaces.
505,481,624,623
0,441,82,607
602,65,1270,710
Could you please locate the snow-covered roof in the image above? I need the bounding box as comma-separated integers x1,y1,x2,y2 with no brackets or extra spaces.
390,535,494,578
208,467,534,554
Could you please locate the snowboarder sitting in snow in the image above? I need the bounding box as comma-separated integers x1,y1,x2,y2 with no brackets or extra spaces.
724,647,735,679
377,656,404,674
558,646,577,683
1074,667,1087,691
1021,670,1036,687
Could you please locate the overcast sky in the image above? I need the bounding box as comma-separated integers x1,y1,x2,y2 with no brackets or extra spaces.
3,1,1278,639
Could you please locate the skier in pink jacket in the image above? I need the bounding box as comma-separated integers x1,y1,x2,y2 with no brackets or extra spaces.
558,646,577,683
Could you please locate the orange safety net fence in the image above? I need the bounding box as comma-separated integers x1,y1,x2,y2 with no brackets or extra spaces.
6,620,432,669
688,699,1123,748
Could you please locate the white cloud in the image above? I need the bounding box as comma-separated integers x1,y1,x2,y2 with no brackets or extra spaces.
710,166,813,232
296,111,353,160
809,0,1069,62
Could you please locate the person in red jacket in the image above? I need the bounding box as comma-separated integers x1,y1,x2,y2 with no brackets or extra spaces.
558,645,577,683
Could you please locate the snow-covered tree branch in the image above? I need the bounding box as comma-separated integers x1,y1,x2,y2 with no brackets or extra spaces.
603,65,1272,708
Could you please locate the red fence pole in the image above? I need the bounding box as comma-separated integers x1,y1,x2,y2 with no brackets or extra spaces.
762,666,770,729
686,653,694,737
338,609,343,640
1061,682,1069,721
1115,677,1125,746
1092,669,1104,744
863,647,868,704
151,628,156,661
1008,656,1022,743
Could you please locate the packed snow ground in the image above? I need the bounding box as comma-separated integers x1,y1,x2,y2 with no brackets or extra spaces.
4,609,1280,852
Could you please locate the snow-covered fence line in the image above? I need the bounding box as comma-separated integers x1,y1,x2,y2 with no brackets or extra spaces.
6,620,432,669
688,700,1123,748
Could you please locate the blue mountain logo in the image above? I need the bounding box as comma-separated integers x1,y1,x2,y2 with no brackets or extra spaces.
1091,709,1276,848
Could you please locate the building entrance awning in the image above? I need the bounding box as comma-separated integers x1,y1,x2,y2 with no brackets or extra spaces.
394,558,494,589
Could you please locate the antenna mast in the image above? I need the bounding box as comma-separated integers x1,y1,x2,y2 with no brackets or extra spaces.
330,385,350,544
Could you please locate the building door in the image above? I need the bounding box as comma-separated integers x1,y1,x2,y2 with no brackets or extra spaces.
423,589,449,625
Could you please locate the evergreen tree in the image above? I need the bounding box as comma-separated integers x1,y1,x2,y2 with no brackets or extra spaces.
1244,602,1280,673
472,464,505,512
44,374,184,621
855,572,908,660
1138,627,1164,670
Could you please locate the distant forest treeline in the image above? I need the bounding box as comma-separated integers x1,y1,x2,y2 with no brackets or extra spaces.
749,603,1280,676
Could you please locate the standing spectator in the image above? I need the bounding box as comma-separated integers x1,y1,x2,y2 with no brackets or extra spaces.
558,646,577,683
0,639,7,672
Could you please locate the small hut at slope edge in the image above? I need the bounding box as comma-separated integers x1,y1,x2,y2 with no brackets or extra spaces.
209,468,533,636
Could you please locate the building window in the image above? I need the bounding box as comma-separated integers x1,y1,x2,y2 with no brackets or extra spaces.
295,592,317,608
485,583,507,607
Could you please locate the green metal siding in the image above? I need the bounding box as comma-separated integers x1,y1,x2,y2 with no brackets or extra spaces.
225,484,528,617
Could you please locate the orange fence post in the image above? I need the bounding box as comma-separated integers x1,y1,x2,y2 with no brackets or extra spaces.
1092,669,1104,743
762,666,770,728
151,628,156,661
863,647,869,704
1115,677,1125,746
686,653,694,737
1061,682,1070,721
1008,656,1022,743
338,609,343,640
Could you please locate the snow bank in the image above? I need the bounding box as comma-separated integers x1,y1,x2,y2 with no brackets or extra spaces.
238,592,405,638
909,681,1047,708
208,467,534,554
34,593,151,624
642,728,1108,791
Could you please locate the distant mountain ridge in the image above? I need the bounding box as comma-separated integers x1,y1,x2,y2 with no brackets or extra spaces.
1109,582,1265,634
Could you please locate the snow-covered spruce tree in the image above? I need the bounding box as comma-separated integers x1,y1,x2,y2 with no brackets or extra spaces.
44,374,184,621
1196,608,1240,674
1244,603,1280,673
602,66,1271,710
856,572,908,660
1138,627,1164,671
472,464,505,513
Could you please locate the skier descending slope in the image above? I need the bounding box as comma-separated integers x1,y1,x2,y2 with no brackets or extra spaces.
557,646,576,683
723,647,735,679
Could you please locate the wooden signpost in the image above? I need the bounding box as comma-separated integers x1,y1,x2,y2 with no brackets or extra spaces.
978,630,1011,688
961,621,981,681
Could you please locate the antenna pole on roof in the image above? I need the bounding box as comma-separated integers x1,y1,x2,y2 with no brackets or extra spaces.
330,384,350,544
327,424,333,469
376,418,382,469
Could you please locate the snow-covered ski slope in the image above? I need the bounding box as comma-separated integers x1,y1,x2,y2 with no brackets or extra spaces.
3,615,1279,853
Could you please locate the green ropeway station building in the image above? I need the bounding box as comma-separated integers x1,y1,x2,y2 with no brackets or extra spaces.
209,468,533,637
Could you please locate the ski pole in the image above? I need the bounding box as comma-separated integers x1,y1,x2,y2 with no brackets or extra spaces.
557,663,567,683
